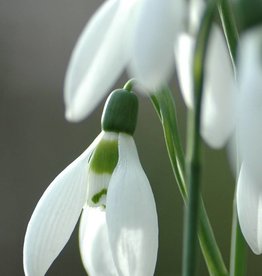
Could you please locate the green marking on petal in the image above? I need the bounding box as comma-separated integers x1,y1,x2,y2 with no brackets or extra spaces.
89,139,118,174
92,188,107,204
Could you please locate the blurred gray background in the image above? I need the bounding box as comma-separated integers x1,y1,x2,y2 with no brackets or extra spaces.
1,0,261,275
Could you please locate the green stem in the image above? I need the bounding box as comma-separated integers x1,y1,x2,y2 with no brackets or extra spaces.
182,150,201,276
199,201,228,276
230,197,247,276
151,87,228,276
123,78,136,92
217,1,247,274
228,137,247,276
182,3,216,276
217,0,239,69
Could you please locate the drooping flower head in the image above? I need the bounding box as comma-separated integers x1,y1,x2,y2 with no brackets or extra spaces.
23,87,159,275
64,0,185,122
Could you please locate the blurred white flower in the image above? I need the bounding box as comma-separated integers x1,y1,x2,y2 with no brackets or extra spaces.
175,0,236,149
236,26,262,254
23,90,158,275
188,0,205,34
64,0,185,122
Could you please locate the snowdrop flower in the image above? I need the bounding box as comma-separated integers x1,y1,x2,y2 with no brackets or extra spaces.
65,0,185,122
175,14,236,148
236,26,262,254
23,89,158,275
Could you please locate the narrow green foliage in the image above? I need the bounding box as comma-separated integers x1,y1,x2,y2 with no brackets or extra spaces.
218,1,247,274
183,3,217,276
151,87,228,276
151,89,186,198
229,198,247,276
217,0,239,68
90,139,118,174
151,1,228,275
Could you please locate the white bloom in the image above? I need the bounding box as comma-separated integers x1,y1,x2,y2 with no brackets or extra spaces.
188,0,205,34
236,26,262,254
175,24,236,148
23,131,158,275
64,0,185,122
237,164,262,254
128,0,185,89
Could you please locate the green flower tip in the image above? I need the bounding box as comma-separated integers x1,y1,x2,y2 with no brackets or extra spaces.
101,89,138,135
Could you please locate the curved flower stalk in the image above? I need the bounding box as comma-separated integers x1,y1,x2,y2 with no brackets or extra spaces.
236,26,262,254
23,89,158,275
64,0,185,122
175,0,236,149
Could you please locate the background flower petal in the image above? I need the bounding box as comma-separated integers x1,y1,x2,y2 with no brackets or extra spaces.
237,164,262,254
189,0,205,34
64,0,118,121
23,134,102,276
175,26,235,148
106,134,158,276
64,0,138,121
237,26,262,175
79,207,118,276
129,0,185,90
201,25,236,148
175,33,195,109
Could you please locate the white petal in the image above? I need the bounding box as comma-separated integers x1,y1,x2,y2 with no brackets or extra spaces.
129,0,185,90
237,164,262,254
65,0,118,107
106,134,158,276
23,134,102,276
64,0,138,122
79,207,118,276
86,131,119,207
237,26,262,175
189,0,205,34
201,25,235,148
175,26,235,148
175,33,195,108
